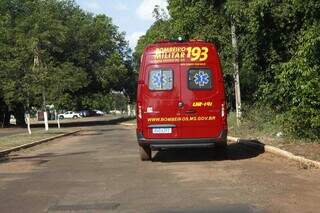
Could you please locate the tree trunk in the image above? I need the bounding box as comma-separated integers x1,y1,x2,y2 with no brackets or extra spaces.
44,111,49,131
127,104,131,116
1,113,6,128
43,90,49,131
3,111,10,127
13,103,26,127
0,101,10,127
26,113,32,134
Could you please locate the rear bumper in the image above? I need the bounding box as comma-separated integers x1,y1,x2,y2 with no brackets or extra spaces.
137,130,227,149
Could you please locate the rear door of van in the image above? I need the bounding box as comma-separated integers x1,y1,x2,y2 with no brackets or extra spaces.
141,62,181,139
179,45,224,139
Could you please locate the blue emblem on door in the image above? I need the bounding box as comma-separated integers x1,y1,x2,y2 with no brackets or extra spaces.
194,71,210,87
152,72,165,88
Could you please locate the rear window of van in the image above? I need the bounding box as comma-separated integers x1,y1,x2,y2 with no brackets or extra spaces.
149,69,173,91
188,68,212,90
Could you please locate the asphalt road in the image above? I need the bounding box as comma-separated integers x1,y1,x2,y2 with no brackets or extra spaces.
0,125,319,213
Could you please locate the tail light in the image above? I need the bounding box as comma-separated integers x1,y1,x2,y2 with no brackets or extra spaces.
221,103,225,117
137,102,142,119
222,101,228,129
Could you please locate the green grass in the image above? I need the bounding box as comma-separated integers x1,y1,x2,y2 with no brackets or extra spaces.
228,108,319,143
0,128,77,150
228,106,281,139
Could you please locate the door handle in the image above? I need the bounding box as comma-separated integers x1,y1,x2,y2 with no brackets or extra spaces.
178,101,184,108
185,109,197,114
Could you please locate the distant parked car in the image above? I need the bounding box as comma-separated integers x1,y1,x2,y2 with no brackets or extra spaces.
79,109,101,117
79,110,91,117
10,115,16,125
94,110,105,116
110,110,122,115
58,111,81,119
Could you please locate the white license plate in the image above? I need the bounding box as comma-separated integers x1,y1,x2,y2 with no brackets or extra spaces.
152,128,172,134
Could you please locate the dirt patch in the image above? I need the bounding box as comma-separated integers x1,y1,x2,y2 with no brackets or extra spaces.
0,161,41,174
0,130,94,183
0,159,47,184
158,163,243,183
282,143,320,163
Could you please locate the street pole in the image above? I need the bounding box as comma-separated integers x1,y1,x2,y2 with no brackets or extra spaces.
231,16,242,127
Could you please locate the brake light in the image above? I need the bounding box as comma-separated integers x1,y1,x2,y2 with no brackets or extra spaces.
138,103,142,119
221,103,225,117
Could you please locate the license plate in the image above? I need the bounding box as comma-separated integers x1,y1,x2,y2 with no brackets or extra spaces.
152,128,172,134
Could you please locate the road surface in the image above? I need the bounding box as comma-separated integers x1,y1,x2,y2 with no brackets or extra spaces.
0,125,319,213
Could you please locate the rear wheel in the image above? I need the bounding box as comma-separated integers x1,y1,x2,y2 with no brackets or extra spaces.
214,141,228,159
73,115,78,119
59,115,64,120
215,141,227,149
139,146,151,161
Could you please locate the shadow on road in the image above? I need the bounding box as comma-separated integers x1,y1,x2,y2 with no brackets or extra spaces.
5,151,95,162
152,142,264,162
154,203,261,213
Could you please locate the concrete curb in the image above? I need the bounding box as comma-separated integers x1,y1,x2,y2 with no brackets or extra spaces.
227,136,320,169
0,130,81,157
120,122,136,127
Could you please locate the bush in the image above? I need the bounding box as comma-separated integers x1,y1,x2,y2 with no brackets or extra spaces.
262,23,320,139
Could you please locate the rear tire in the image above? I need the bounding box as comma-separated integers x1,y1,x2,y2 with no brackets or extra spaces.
214,141,228,159
73,115,78,119
215,141,227,149
59,115,64,120
139,146,151,161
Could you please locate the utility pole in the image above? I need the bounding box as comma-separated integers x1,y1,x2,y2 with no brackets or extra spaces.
231,16,242,127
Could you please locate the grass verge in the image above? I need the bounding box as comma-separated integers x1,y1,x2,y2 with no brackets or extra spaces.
0,128,77,151
228,111,320,162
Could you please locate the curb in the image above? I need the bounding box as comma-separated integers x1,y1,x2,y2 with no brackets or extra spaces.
227,136,320,169
120,122,136,127
0,130,81,157
105,116,136,124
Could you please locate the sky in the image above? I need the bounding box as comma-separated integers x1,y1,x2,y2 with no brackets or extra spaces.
75,0,168,50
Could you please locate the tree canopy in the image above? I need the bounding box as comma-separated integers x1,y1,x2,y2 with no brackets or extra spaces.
0,0,135,125
134,0,320,138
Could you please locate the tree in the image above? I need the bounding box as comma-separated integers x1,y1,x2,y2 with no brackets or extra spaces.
0,0,135,128
134,0,320,138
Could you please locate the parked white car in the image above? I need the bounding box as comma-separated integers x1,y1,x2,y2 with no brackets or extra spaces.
93,110,105,116
58,111,81,119
110,110,122,115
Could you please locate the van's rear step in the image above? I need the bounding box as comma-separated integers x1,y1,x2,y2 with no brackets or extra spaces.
137,130,227,149
150,143,215,149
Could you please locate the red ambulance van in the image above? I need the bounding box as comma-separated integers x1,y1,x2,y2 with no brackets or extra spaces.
136,40,227,161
